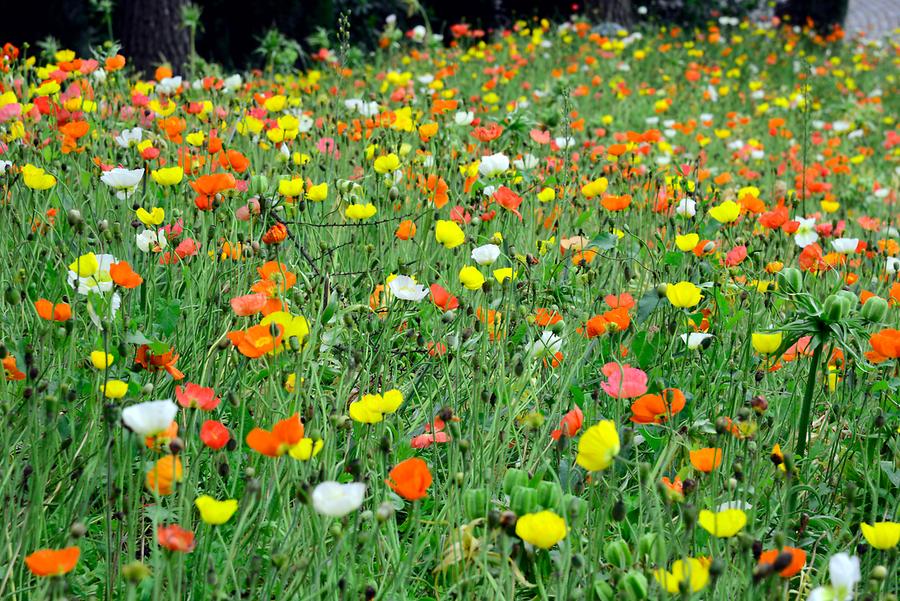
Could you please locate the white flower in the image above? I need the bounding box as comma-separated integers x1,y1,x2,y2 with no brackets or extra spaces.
388,276,429,302
554,137,575,149
471,244,501,266
832,120,851,132
793,217,819,248
297,114,314,133
157,76,182,95
716,500,751,512
886,257,900,274
122,400,178,437
311,481,366,517
93,69,107,82
681,332,713,350
101,168,144,199
831,238,859,254
526,331,562,360
114,127,143,148
482,185,496,197
67,253,118,295
345,98,380,117
411,25,427,43
454,111,474,126
676,197,697,217
828,553,860,600
513,154,539,171
478,153,509,178
223,74,242,92
136,229,168,253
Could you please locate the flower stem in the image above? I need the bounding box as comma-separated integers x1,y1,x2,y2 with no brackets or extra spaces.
796,343,824,459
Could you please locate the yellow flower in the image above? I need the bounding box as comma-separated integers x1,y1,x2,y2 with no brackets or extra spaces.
675,233,700,252
194,495,238,525
581,177,608,199
537,187,556,203
459,266,486,291
260,311,310,352
345,203,377,220
349,400,384,424
102,380,128,399
185,131,205,147
435,220,465,249
666,281,702,308
698,509,747,538
289,438,324,461
263,95,286,112
136,207,165,226
151,166,184,186
306,183,328,202
708,200,741,223
654,558,710,594
68,253,99,277
364,389,404,413
515,511,567,549
493,268,515,283
576,420,620,471
860,522,900,550
373,153,401,174
751,332,782,355
278,178,304,197
90,351,114,370
22,164,56,190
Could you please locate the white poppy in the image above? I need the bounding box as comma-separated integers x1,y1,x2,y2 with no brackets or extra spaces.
312,481,366,517
478,153,509,178
886,257,900,274
471,244,501,266
675,198,697,217
223,74,242,92
157,76,182,95
513,154,539,170
101,168,144,199
808,553,860,601
553,137,575,149
114,127,143,148
526,331,562,360
67,253,119,295
136,229,168,253
454,111,474,126
122,400,178,437
831,238,859,254
388,276,429,302
793,217,819,248
681,332,713,350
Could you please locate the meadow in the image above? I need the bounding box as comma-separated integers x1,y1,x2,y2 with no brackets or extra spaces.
0,13,898,601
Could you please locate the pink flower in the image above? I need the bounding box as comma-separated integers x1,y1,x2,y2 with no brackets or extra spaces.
236,197,261,221
600,363,648,399
175,383,221,410
410,418,453,449
175,238,199,259
316,137,339,157
724,245,747,267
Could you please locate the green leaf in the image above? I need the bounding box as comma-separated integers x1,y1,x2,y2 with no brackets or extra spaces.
636,291,660,324
880,461,900,488
570,385,585,407
155,299,182,337
631,332,659,370
664,251,683,267
591,233,618,251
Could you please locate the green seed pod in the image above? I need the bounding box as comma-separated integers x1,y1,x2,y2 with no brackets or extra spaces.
823,294,852,322
249,174,270,196
536,480,563,510
638,532,661,560
835,289,858,311
4,287,19,305
603,538,632,569
861,297,888,323
462,488,489,520
502,468,529,495
565,494,588,521
591,580,615,601
777,267,803,293
619,570,649,600
510,485,539,516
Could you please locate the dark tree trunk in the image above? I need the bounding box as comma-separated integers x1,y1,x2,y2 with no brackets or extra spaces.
585,0,633,25
118,0,189,77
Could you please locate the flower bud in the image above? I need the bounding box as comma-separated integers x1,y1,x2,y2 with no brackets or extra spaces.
777,267,803,293
619,570,649,600
502,468,529,495
603,538,632,569
861,297,888,323
462,488,488,520
510,486,539,516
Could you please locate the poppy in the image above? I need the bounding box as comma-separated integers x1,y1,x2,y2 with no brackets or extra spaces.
230,293,268,316
25,547,80,577
135,345,184,380
145,455,183,495
200,420,230,450
429,283,459,312
551,406,584,440
758,547,807,577
262,222,289,245
690,448,723,472
175,383,220,410
227,324,283,359
630,388,686,424
251,262,297,296
157,524,196,553
109,261,143,288
395,219,417,240
246,414,304,457
492,186,523,220
386,457,432,500
600,363,648,399
869,328,900,359
190,172,236,210
34,299,71,321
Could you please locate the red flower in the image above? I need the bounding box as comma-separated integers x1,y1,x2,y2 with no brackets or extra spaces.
175,383,221,410
430,283,459,312
492,186,523,220
200,420,230,450
157,524,196,553
34,299,72,321
551,406,584,440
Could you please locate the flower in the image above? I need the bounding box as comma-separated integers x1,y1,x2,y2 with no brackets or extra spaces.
200,420,230,450
136,229,167,253
22,164,56,190
374,153,401,174
869,328,900,359
388,275,429,301
25,547,80,577
630,389,686,424
666,281,702,308
345,203,377,220
459,266,486,291
526,331,562,360
752,332,783,354
90,351,114,369
681,333,712,350
551,406,584,440
515,511,567,549
102,379,129,399
145,455,183,495
698,509,747,537
121,399,178,437
430,283,459,311
581,177,608,198
860,521,900,550
758,547,806,578
794,217,819,248
306,182,328,201
478,153,509,177
194,495,238,525
708,199,740,223
471,244,501,265
386,457,432,500
576,420,620,471
175,383,220,410
675,233,700,251
349,390,404,423
435,220,465,249
600,363,648,399
831,238,859,254
34,299,71,321
157,524,195,553
136,207,165,226
151,166,184,186
246,414,305,457
808,553,860,601
260,311,309,352
654,558,709,594
101,167,144,199
227,324,283,358
690,447,723,472
311,482,367,517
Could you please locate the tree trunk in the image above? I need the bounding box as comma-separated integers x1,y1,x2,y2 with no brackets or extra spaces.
585,0,633,25
117,0,189,77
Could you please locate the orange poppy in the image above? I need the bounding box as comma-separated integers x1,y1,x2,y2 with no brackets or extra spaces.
219,149,250,173
157,524,196,553
601,194,632,211
424,174,449,209
758,547,806,578
105,54,126,71
230,293,268,316
262,222,288,245
246,414,304,457
190,173,236,210
535,308,563,326
227,323,283,358
145,455,183,495
134,345,184,380
3,355,25,381
689,448,723,472
25,547,80,577
386,457,432,500
251,262,296,297
34,299,72,321
110,261,143,288
395,219,417,240
630,388,686,424
869,328,900,359
551,406,584,440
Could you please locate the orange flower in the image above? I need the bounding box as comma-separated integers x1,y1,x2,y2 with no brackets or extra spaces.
630,388,686,424
758,547,806,578
551,406,584,440
246,414,305,457
157,524,196,553
190,173,236,210
134,345,184,380
34,299,71,321
230,293,268,316
145,455,183,495
227,323,282,358
424,174,449,209
3,355,25,381
110,261,143,288
25,547,80,577
869,328,900,359
689,448,723,473
395,219,417,240
535,308,563,326
219,149,250,173
262,222,289,245
386,457,432,500
105,54,126,71
251,261,297,297
601,194,632,211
